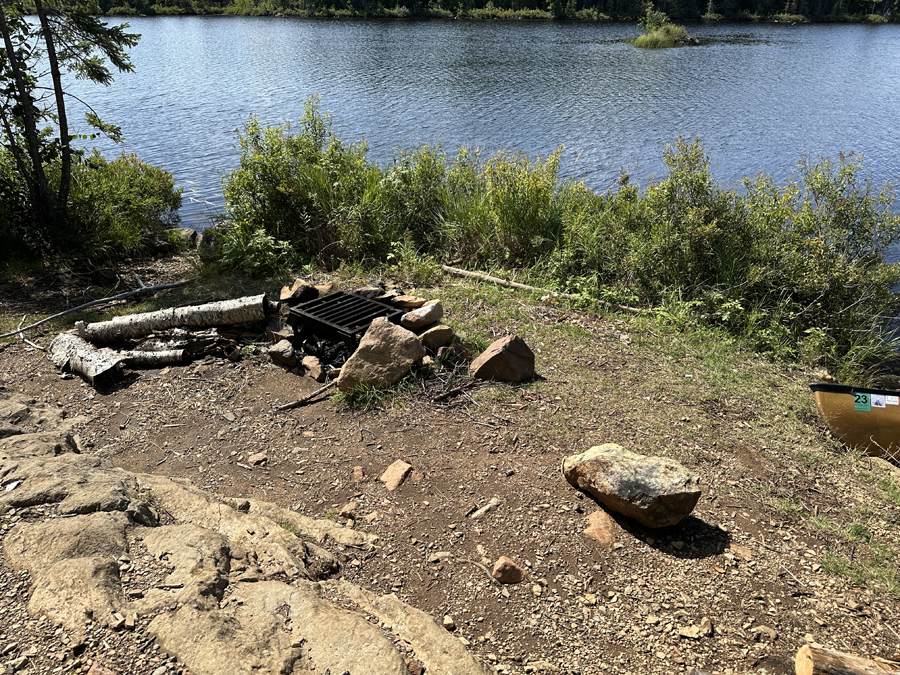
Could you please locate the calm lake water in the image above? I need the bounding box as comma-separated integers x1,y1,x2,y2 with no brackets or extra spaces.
68,18,900,227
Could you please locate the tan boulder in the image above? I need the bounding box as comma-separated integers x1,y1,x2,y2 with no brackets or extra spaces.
336,318,425,392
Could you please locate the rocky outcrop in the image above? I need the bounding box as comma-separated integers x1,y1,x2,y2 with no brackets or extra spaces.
470,335,535,383
563,444,701,528
336,317,425,392
0,391,490,675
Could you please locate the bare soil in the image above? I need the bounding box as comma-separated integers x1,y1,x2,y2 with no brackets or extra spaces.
1,257,899,675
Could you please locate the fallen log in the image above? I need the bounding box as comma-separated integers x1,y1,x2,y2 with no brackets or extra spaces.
76,294,268,343
796,645,900,675
49,334,122,387
440,265,644,314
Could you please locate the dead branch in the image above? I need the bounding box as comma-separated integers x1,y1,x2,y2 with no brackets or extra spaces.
440,265,643,314
119,349,185,367
431,381,477,403
77,293,266,343
0,279,194,340
277,381,337,411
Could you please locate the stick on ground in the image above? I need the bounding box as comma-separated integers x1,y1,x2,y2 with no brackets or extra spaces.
277,381,337,411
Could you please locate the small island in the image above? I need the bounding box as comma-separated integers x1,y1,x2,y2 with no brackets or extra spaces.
633,5,700,47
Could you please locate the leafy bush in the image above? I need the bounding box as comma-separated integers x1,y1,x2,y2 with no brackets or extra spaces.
218,101,900,380
68,152,183,261
634,4,692,46
0,149,181,264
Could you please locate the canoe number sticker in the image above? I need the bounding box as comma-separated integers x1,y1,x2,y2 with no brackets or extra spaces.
871,394,886,408
854,392,871,411
887,395,899,406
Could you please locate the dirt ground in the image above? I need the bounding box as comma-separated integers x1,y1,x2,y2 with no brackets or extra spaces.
2,257,900,675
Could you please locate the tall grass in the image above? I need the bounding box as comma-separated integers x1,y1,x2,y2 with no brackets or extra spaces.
217,97,900,380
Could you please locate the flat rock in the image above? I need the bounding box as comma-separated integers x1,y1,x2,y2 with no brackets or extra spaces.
419,324,454,351
583,509,620,549
401,301,443,331
380,460,413,491
563,444,701,528
470,335,535,383
492,556,526,584
336,318,425,392
268,340,296,368
391,295,427,309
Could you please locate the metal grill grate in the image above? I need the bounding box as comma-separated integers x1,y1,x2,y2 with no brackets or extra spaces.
288,291,404,344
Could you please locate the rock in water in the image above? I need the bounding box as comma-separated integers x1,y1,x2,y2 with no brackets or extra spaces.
562,444,701,528
336,318,425,392
470,335,535,383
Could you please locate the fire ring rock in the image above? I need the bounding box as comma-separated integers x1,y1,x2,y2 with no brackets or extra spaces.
470,335,535,383
562,444,701,528
336,318,426,392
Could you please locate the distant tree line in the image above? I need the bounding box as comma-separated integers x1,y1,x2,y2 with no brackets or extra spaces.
100,0,897,23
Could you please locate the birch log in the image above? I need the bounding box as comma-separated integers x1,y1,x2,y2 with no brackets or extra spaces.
76,294,267,343
796,645,900,675
49,334,122,387
120,350,185,367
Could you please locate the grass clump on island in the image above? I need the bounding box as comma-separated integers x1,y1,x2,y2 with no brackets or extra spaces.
209,95,900,384
633,5,696,47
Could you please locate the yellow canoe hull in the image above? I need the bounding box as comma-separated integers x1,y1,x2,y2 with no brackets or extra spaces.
811,383,900,459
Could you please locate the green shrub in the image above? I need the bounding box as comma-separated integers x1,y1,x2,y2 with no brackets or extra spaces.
771,12,807,20
68,152,182,261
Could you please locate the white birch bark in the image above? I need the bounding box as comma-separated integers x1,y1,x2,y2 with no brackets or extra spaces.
49,334,122,386
76,294,267,343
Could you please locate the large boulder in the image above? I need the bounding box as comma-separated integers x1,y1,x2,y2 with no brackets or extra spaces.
563,444,701,528
470,335,535,383
336,318,425,392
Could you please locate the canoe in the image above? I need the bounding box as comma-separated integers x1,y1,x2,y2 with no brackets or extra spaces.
810,382,900,458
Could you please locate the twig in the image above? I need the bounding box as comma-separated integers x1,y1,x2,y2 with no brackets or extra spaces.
457,557,500,586
460,409,498,429
432,381,477,403
440,264,644,314
0,279,194,340
277,381,337,411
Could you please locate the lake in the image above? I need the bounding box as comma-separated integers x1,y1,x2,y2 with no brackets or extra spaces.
68,17,900,228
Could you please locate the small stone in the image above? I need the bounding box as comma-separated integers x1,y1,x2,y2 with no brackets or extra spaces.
532,584,542,597
126,589,144,599
754,625,778,641
470,497,501,520
268,340,296,368
419,324,454,350
470,335,535,383
109,612,126,630
428,552,451,563
380,460,412,491
6,656,27,672
492,556,526,584
151,666,168,675
391,295,427,309
280,279,318,303
582,509,619,549
442,615,456,631
248,452,267,466
351,466,365,481
301,355,326,383
124,612,137,630
364,511,379,524
86,664,117,675
645,615,660,625
401,301,444,331
339,502,357,519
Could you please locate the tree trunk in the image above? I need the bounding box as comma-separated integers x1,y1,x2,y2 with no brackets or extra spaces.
76,294,269,342
34,0,71,215
49,334,122,387
0,7,56,230
795,645,900,675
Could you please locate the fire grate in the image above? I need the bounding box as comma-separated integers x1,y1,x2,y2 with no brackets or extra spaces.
288,291,404,345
